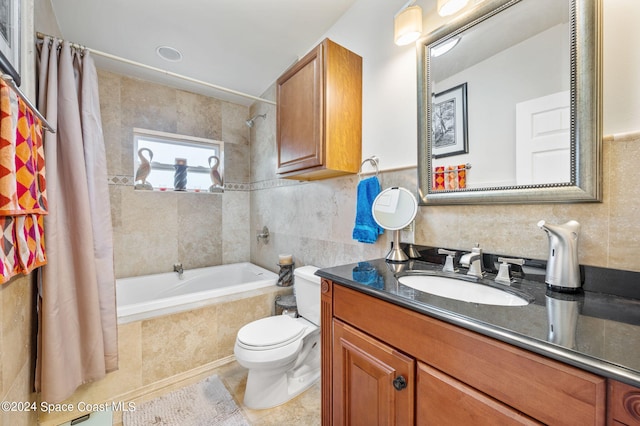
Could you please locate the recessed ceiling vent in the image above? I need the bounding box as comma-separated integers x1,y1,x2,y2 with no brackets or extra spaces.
156,46,182,62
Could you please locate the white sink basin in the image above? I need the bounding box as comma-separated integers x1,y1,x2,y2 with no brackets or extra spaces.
398,274,530,306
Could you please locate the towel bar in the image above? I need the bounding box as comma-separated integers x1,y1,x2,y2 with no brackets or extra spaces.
0,73,56,133
358,156,379,180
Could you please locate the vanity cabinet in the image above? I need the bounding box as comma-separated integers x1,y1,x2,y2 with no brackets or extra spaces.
321,279,608,425
609,380,640,425
276,38,362,180
333,320,414,424
417,362,540,425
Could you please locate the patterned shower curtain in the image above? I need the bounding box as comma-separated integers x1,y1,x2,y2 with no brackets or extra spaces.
35,37,118,403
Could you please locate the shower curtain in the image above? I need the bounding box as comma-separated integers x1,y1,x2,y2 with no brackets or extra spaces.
35,37,118,403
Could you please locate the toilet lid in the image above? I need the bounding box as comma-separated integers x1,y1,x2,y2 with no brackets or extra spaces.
237,316,306,349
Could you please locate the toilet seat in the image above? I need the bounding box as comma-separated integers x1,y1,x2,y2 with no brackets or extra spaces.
237,315,306,351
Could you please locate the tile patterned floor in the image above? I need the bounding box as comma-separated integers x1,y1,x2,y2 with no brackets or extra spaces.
216,361,321,426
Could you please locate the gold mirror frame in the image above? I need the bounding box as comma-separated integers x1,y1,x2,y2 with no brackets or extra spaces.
417,0,602,205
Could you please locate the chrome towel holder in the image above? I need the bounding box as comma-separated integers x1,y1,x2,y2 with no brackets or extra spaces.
358,156,379,180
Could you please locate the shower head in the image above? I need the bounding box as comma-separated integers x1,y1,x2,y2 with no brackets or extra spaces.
245,113,267,128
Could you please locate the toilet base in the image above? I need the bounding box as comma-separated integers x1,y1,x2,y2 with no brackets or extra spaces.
242,334,320,410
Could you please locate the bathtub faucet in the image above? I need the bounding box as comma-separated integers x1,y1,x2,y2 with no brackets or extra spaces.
173,263,184,279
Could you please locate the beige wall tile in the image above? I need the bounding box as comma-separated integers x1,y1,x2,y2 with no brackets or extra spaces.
176,90,222,140
121,77,178,135
98,71,126,176
177,193,223,268
0,362,37,426
111,186,179,278
222,101,250,146
1,280,33,392
608,139,640,270
141,305,220,384
0,276,34,406
249,87,277,183
101,71,252,277
223,191,251,264
224,142,250,184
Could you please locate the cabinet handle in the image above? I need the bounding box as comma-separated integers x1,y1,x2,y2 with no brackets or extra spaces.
393,375,407,391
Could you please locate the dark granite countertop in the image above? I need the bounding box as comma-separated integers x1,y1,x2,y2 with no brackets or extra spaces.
317,254,640,388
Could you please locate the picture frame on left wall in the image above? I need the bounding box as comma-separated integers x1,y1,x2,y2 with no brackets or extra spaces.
0,0,21,86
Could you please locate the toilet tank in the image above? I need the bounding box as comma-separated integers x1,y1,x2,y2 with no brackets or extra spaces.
293,266,321,325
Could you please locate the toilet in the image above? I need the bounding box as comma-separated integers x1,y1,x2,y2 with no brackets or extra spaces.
234,265,321,409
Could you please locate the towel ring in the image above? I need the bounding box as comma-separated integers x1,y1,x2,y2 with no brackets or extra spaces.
358,156,379,180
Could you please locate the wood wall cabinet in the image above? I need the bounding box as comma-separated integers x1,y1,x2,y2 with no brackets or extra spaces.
322,280,614,425
276,39,362,180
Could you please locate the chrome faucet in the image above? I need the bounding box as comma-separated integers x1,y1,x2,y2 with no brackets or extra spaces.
437,248,458,273
495,257,525,285
538,220,581,291
173,263,184,279
460,245,485,278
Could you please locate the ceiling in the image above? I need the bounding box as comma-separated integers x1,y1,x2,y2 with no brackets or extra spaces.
49,0,360,106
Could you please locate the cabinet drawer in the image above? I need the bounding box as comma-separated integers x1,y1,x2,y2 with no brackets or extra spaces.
417,362,541,425
333,284,606,425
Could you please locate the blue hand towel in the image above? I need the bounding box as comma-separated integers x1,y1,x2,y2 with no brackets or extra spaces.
352,176,384,244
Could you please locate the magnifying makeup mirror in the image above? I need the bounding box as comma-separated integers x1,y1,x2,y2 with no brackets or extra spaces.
372,187,418,262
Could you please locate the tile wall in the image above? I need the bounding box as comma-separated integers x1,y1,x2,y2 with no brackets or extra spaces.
0,275,37,426
99,70,253,278
249,85,640,277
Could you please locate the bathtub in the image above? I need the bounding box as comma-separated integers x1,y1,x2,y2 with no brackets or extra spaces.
116,262,278,323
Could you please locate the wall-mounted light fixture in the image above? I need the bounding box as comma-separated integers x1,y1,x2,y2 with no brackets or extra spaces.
394,1,423,46
437,0,469,16
431,36,461,57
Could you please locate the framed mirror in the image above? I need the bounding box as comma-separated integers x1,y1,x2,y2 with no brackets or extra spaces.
417,0,602,205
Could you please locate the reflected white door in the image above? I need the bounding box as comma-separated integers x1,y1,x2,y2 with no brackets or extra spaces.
516,91,570,185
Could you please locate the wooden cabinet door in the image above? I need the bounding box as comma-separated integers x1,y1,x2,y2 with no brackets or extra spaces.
276,43,323,175
608,380,640,425
333,320,414,425
417,362,541,426
276,39,361,180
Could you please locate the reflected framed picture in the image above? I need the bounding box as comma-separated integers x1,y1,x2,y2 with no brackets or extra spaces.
0,0,21,86
432,82,468,158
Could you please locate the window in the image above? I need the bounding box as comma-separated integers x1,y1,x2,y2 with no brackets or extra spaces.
133,129,224,192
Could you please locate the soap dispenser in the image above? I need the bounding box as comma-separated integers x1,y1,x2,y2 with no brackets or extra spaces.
538,220,581,292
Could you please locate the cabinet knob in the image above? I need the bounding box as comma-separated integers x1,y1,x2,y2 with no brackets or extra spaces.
393,375,407,391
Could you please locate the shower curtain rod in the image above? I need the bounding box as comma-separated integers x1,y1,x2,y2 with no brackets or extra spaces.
0,73,56,133
36,32,276,106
